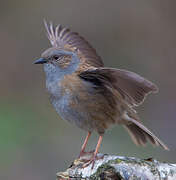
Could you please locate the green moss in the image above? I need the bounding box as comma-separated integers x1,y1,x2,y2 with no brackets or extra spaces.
90,163,118,180
114,159,123,164
90,157,163,179
106,158,123,165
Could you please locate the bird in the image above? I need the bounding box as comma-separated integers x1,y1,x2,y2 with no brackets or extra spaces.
34,21,169,169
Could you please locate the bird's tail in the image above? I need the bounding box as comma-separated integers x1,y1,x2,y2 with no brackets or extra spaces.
123,116,169,150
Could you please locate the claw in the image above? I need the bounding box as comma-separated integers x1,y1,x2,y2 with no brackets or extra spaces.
80,135,104,169
82,154,104,169
82,156,96,169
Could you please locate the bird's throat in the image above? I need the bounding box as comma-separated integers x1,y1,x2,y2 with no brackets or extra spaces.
43,55,80,97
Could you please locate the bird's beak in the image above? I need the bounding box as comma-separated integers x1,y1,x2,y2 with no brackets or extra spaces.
33,58,47,64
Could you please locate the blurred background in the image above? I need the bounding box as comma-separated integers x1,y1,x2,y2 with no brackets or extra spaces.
0,0,176,179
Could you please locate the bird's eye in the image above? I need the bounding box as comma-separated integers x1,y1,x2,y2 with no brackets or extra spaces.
53,55,59,60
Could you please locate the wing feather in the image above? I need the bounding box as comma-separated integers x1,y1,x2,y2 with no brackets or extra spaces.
79,68,158,106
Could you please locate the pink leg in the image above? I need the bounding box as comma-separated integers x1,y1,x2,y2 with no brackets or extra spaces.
83,135,103,169
79,132,91,158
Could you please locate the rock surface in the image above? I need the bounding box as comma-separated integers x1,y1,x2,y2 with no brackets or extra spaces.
57,154,176,180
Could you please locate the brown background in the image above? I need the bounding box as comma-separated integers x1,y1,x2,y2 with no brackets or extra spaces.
0,0,176,180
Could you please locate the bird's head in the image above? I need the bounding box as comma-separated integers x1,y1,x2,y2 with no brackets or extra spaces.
34,47,77,70
34,21,104,72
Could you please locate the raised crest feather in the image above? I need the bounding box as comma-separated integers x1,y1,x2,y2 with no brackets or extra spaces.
43,20,104,67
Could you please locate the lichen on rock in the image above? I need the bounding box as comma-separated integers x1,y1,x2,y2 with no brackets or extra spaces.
57,154,176,180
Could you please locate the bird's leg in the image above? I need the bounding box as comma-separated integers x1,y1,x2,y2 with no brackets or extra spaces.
83,135,104,169
78,131,92,158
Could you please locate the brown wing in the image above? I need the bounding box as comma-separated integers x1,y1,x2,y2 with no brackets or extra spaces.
44,21,103,67
79,68,169,150
79,68,158,107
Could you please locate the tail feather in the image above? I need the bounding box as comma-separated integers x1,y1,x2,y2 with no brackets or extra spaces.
123,115,169,150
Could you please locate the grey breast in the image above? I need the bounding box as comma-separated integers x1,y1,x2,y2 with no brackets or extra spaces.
43,61,94,132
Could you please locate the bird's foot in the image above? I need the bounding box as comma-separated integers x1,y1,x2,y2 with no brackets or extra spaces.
82,154,104,169
78,150,94,159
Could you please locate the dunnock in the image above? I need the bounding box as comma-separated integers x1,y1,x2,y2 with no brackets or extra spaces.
34,21,169,169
